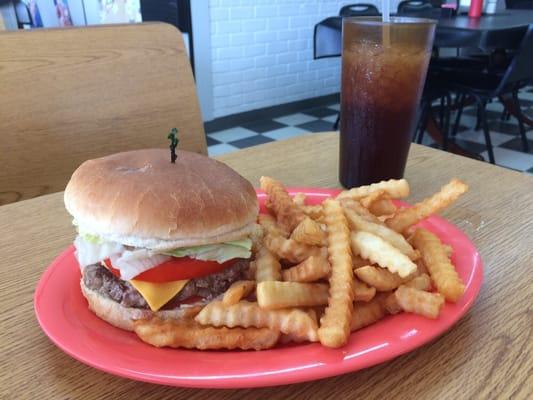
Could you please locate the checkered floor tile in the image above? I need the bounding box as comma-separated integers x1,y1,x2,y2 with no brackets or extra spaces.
207,89,533,175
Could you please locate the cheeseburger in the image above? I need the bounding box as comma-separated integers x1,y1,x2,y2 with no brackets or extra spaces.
64,149,258,331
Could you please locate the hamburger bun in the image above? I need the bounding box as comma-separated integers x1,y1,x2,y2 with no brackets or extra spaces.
64,149,259,249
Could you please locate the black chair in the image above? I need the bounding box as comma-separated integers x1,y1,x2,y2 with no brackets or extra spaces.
340,4,380,17
14,0,34,29
416,82,453,151
314,4,380,60
313,17,342,59
505,0,533,9
431,25,533,163
397,0,438,17
395,0,453,146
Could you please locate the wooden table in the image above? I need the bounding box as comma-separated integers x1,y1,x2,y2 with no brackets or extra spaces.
1,133,532,399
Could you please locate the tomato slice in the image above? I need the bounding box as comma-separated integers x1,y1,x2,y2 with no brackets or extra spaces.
103,257,235,283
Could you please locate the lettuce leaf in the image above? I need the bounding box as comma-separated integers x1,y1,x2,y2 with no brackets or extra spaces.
74,221,103,244
162,239,252,263
74,235,124,269
81,232,103,244
74,218,252,264
222,239,252,249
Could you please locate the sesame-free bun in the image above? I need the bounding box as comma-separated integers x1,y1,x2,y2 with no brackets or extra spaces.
64,149,258,249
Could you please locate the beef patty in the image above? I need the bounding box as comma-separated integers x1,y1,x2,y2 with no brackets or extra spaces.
82,259,249,310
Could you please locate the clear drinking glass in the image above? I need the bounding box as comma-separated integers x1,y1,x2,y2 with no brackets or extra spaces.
339,17,436,188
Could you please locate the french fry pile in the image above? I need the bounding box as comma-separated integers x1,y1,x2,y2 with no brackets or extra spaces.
134,177,469,350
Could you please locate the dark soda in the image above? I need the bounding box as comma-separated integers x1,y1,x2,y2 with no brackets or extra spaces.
339,18,435,188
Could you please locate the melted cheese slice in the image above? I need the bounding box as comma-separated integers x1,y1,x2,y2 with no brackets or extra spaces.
129,279,189,311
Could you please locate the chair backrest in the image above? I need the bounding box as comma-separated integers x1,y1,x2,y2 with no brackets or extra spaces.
497,25,533,91
505,0,533,9
313,17,342,59
397,0,436,16
340,3,380,17
0,23,206,205
13,0,33,29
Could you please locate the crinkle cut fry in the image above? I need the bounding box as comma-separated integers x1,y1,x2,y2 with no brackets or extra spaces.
257,281,329,309
302,204,324,221
369,199,397,217
258,214,289,238
395,285,445,319
353,278,376,302
264,234,324,264
318,199,354,348
386,178,468,233
282,255,331,282
351,297,387,331
195,300,319,342
351,231,417,278
134,318,280,350
383,274,432,314
291,217,327,246
412,228,465,302
260,176,306,232
339,197,382,224
292,192,306,207
222,280,256,305
355,265,407,292
337,179,410,201
360,190,387,208
404,273,432,291
353,254,371,269
343,207,417,259
254,244,282,282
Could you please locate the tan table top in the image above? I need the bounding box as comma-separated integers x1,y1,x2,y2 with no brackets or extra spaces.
1,132,532,399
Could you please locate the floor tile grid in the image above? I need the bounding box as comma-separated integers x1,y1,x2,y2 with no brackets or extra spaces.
207,91,533,173
207,106,339,157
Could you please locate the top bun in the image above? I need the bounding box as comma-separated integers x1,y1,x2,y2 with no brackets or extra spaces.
64,149,258,249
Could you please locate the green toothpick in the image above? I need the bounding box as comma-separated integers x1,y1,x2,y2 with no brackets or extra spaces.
167,128,179,163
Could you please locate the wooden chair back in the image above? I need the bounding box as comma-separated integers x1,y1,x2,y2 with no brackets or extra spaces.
0,23,206,205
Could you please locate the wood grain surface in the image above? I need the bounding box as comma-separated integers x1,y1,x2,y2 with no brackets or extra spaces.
0,23,206,206
1,133,532,399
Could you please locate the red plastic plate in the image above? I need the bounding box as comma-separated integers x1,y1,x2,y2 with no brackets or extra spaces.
34,188,483,388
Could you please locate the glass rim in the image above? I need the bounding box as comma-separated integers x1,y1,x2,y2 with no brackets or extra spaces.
343,16,437,26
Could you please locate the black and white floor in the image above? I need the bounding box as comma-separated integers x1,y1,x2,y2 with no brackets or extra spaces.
206,90,533,175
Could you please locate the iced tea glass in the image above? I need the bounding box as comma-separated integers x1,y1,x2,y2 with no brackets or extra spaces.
339,17,436,188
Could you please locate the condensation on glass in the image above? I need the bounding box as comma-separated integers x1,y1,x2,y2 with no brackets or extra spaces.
339,17,436,188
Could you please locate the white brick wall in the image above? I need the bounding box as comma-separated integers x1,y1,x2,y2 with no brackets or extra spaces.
209,0,364,118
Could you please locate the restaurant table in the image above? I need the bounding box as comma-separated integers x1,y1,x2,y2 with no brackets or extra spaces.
1,132,532,399
437,11,533,49
314,9,533,58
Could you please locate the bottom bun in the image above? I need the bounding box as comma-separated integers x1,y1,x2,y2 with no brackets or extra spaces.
80,279,205,331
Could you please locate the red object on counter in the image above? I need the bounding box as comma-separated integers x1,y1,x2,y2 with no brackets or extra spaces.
469,0,483,18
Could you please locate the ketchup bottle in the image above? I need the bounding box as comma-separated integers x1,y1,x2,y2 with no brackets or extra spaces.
469,0,483,18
